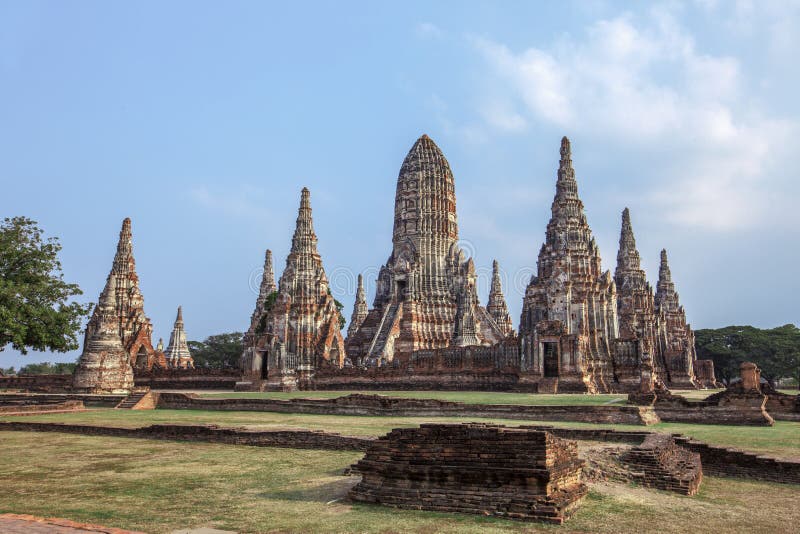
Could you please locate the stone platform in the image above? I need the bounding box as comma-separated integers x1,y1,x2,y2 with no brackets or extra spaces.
349,423,588,523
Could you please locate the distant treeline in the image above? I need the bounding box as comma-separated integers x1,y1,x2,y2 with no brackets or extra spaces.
1,361,77,375
694,324,799,386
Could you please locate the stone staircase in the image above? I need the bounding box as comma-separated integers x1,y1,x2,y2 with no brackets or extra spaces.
115,391,149,409
368,301,402,361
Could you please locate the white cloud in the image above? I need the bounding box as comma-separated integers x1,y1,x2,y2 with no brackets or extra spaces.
470,6,798,231
416,22,444,40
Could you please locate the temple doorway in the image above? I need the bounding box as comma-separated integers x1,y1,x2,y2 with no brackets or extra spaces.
135,346,149,370
395,279,407,300
543,342,559,377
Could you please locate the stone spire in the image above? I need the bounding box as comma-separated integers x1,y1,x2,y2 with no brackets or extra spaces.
554,136,581,206
250,249,277,324
291,187,319,258
616,208,641,273
84,218,162,371
347,274,368,339
655,249,679,313
241,188,345,386
613,208,660,388
73,273,134,393
454,258,481,347
654,248,698,388
391,134,459,251
165,306,194,369
486,260,514,336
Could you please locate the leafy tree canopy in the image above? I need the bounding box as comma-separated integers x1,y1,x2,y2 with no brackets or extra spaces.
695,324,800,386
187,332,244,369
0,217,92,354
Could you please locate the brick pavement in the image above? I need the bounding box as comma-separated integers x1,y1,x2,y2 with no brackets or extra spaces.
0,514,145,533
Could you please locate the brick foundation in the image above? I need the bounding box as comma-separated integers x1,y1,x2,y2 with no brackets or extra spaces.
349,423,588,523
0,400,85,415
0,393,124,407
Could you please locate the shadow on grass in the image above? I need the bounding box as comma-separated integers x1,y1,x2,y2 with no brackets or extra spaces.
261,476,361,503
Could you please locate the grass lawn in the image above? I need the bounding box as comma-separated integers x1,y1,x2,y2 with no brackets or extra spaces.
198,389,630,405
0,431,797,534
3,408,799,460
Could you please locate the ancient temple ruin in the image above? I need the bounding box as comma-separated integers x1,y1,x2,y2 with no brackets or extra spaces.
84,218,164,372
164,306,194,369
235,135,714,393
486,260,515,337
613,208,660,390
73,274,135,393
655,249,697,388
346,135,506,366
242,249,277,370
519,137,618,393
240,188,345,390
346,274,368,341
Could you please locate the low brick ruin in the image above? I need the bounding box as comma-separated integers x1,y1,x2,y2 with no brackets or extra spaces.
621,433,703,495
156,392,659,425
0,422,372,451
627,362,783,426
349,423,588,523
3,419,798,486
0,400,85,415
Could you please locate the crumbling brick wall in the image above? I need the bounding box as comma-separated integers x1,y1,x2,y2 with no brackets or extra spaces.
621,434,703,494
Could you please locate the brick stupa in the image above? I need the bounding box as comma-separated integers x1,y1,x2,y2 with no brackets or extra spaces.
654,249,698,388
73,274,134,393
83,218,164,371
164,306,194,369
613,208,660,390
519,137,617,393
242,188,345,390
346,135,506,366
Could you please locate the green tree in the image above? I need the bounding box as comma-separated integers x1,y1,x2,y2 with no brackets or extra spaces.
695,324,800,388
0,217,92,354
187,332,244,369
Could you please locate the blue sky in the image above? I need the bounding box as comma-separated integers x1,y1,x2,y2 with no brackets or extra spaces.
2,1,798,368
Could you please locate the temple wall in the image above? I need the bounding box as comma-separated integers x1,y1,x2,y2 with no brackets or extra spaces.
133,369,240,390
156,392,657,425
0,422,371,451
0,374,73,392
